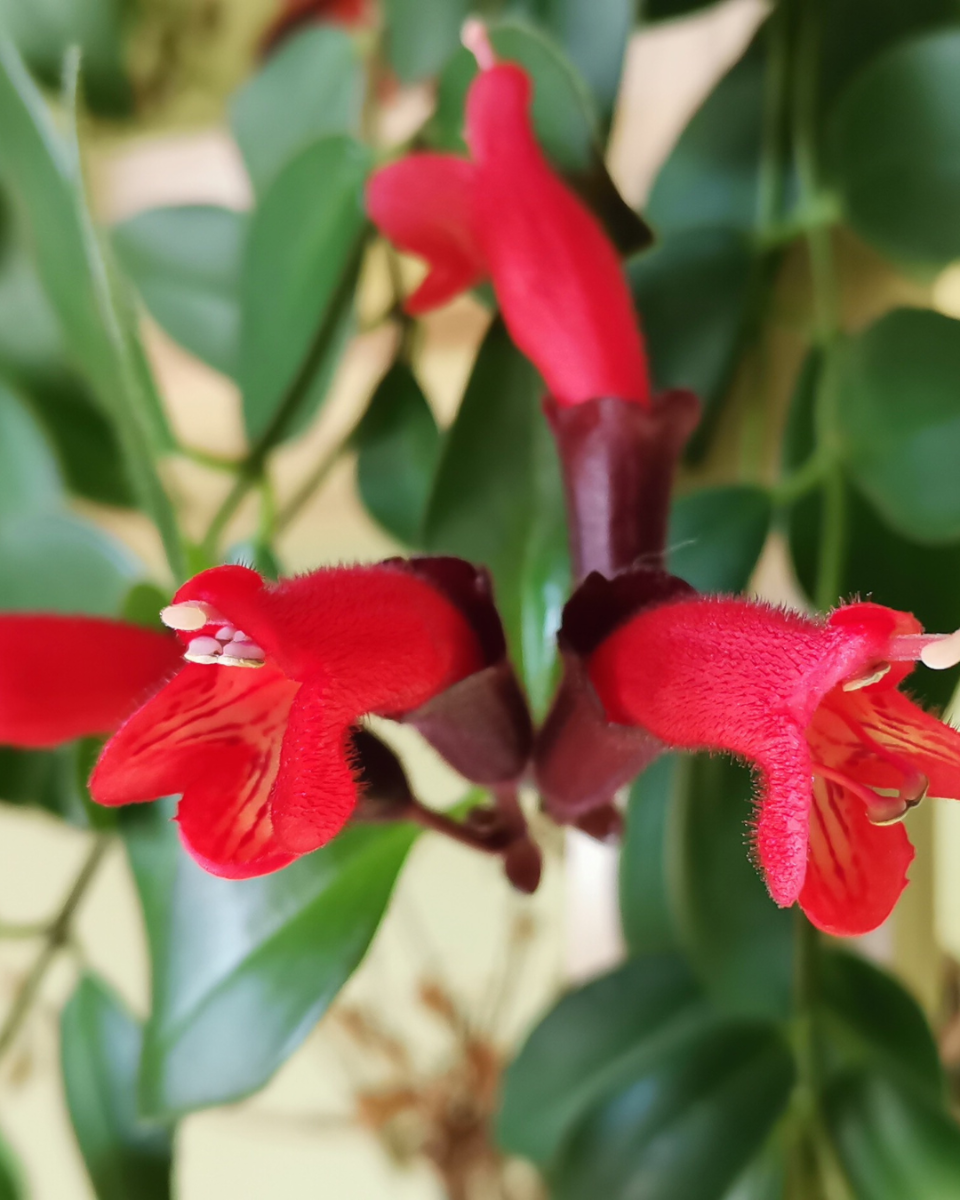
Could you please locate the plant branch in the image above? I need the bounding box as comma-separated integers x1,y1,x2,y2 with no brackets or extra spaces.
0,834,111,1067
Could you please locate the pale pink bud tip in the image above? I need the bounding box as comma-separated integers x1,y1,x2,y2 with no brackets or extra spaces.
462,18,496,70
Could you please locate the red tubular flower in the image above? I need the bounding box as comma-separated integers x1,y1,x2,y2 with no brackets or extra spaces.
587,591,960,936
90,562,489,879
0,615,181,748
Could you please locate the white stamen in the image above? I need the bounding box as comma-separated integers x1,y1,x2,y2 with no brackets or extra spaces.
921,630,960,670
161,602,219,631
231,630,248,642
184,637,222,663
221,640,265,662
842,663,892,691
462,18,496,70
215,626,236,642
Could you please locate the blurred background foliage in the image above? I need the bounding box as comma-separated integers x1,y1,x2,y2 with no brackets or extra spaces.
3,0,960,1197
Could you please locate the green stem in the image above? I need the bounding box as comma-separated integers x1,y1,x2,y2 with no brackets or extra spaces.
0,835,111,1066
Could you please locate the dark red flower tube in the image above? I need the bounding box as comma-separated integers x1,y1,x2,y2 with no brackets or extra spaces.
0,615,181,748
89,560,528,879
261,0,370,54
581,588,960,936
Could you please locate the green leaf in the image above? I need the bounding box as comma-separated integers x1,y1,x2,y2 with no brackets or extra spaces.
0,378,63,515
825,1069,960,1199
0,41,183,575
550,1021,795,1200
0,742,99,827
239,135,369,442
628,227,755,432
382,0,469,83
828,29,960,267
668,486,771,593
0,510,140,614
230,25,365,196
122,802,417,1117
647,37,765,234
642,0,723,19
674,755,794,1020
819,950,944,1104
423,317,568,689
497,953,711,1164
720,1138,786,1200
619,755,683,956
0,0,133,116
0,1127,25,1200
832,309,960,542
113,206,245,379
61,973,174,1200
427,23,649,254
355,362,441,546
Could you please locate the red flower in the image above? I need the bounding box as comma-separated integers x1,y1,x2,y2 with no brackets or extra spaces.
0,615,181,747
588,595,960,936
90,563,484,879
366,25,649,408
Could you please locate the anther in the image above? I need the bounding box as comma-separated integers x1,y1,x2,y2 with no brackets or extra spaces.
184,636,223,664
215,626,236,642
920,629,960,670
842,663,892,691
220,640,266,668
161,602,220,632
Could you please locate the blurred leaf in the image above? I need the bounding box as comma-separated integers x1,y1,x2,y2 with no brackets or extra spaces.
515,0,632,121
113,206,246,379
0,1128,24,1200
424,317,568,688
120,581,169,629
647,37,765,234
674,755,794,1020
0,511,140,614
0,379,63,514
550,1021,795,1200
832,309,960,542
382,0,469,83
230,25,365,196
0,236,64,373
240,135,369,442
123,802,417,1116
497,953,711,1164
628,227,755,433
825,1069,960,1198
0,42,183,574
828,29,960,267
0,0,133,116
619,755,683,955
355,362,441,546
819,950,944,1105
427,23,649,254
0,740,105,827
668,486,771,593
61,973,173,1200
720,1138,786,1200
225,538,282,580
642,0,723,19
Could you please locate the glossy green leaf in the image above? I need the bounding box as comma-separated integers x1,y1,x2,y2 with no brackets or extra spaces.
551,1022,795,1200
427,23,649,254
61,974,173,1200
230,25,365,196
647,38,765,234
619,755,683,956
123,802,417,1117
831,309,960,542
828,30,960,267
674,755,794,1020
0,0,133,116
355,362,441,546
240,135,369,442
0,235,64,375
113,206,245,379
0,379,62,515
0,1127,24,1200
382,0,469,83
424,318,568,685
668,486,771,593
0,510,140,614
721,1138,786,1200
0,42,183,574
628,227,755,431
819,950,944,1104
825,1069,960,1199
497,953,711,1164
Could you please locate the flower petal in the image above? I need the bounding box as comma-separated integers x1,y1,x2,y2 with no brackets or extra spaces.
270,679,359,854
91,663,300,878
465,64,649,406
0,615,181,747
366,155,486,314
800,776,914,936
